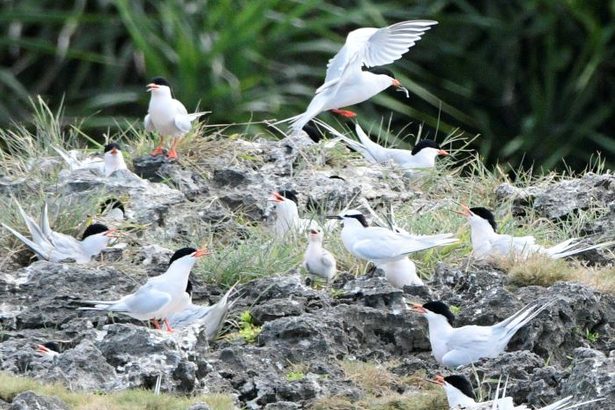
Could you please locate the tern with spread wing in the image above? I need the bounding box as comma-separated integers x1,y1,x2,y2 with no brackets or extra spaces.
329,209,457,266
284,20,437,133
2,200,115,264
145,77,210,160
168,282,238,339
435,374,604,410
53,142,128,176
411,300,554,368
461,206,615,260
318,121,448,170
79,247,208,332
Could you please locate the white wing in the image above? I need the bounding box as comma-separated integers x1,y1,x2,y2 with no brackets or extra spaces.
144,114,155,132
320,20,437,93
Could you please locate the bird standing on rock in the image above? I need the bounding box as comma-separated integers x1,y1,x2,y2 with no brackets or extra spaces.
303,228,337,282
144,77,210,160
79,247,209,332
282,20,437,134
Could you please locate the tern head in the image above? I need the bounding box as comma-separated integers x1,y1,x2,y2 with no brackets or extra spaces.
411,139,449,161
169,247,209,266
363,67,402,90
146,76,172,96
81,223,115,257
269,190,299,204
36,341,61,358
460,206,497,232
328,210,369,228
103,142,127,175
103,142,121,156
434,375,477,407
98,198,125,220
411,301,455,325
308,228,324,242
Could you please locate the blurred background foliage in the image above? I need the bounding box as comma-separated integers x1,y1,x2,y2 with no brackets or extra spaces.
0,0,613,171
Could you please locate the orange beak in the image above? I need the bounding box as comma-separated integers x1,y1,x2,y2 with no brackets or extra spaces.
437,149,449,156
433,375,445,386
392,79,402,88
36,344,50,354
104,229,119,238
268,192,284,203
146,83,159,92
410,303,426,314
194,248,209,258
111,147,118,155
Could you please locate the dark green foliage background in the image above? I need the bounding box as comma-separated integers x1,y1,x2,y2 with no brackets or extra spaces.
1,0,613,170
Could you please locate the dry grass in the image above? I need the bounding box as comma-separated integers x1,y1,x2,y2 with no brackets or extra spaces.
310,390,447,410
0,372,235,410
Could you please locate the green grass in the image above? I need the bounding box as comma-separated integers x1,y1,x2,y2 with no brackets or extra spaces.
0,372,235,410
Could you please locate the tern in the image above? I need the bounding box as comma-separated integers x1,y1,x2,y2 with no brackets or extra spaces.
168,282,238,339
79,247,208,332
411,300,554,368
53,142,128,176
434,374,604,409
302,228,337,282
329,209,457,266
98,198,126,221
319,121,448,170
284,20,437,133
144,77,210,160
266,190,334,236
461,206,615,260
2,200,116,264
35,341,61,359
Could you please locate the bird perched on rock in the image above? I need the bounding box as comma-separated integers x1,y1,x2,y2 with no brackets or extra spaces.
318,121,448,170
35,341,61,359
144,77,210,160
460,205,615,260
329,209,457,266
2,199,116,264
168,282,238,339
411,300,554,368
52,142,128,177
281,20,437,133
303,228,336,282
434,374,604,409
79,247,208,332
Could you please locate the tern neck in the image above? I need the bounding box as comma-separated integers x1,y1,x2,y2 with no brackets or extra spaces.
162,258,197,291
425,312,453,336
409,148,438,168
469,218,497,249
104,152,128,176
275,200,299,231
80,234,110,258
444,384,477,408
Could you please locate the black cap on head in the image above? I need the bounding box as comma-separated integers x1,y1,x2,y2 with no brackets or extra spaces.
103,143,121,153
423,301,455,325
469,207,497,231
169,247,197,265
150,76,171,87
185,279,193,296
42,341,61,353
278,190,299,204
99,198,125,215
343,212,369,228
444,375,475,399
82,223,109,240
411,139,441,155
302,123,322,143
363,66,395,79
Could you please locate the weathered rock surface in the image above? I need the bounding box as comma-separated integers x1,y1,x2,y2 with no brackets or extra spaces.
8,391,68,410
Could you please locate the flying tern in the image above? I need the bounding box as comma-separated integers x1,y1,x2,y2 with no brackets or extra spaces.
434,374,604,409
53,142,128,176
303,228,337,282
411,300,554,368
79,247,208,332
460,206,615,260
284,20,437,133
168,282,238,339
2,200,116,264
144,77,210,160
319,121,448,170
328,209,457,266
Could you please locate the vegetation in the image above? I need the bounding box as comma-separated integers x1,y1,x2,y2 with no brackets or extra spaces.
1,1,614,170
0,372,235,410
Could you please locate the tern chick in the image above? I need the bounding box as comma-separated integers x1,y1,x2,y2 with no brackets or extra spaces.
303,228,337,282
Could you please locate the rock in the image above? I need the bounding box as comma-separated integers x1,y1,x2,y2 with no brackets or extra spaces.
188,403,212,410
561,348,614,408
8,391,68,410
